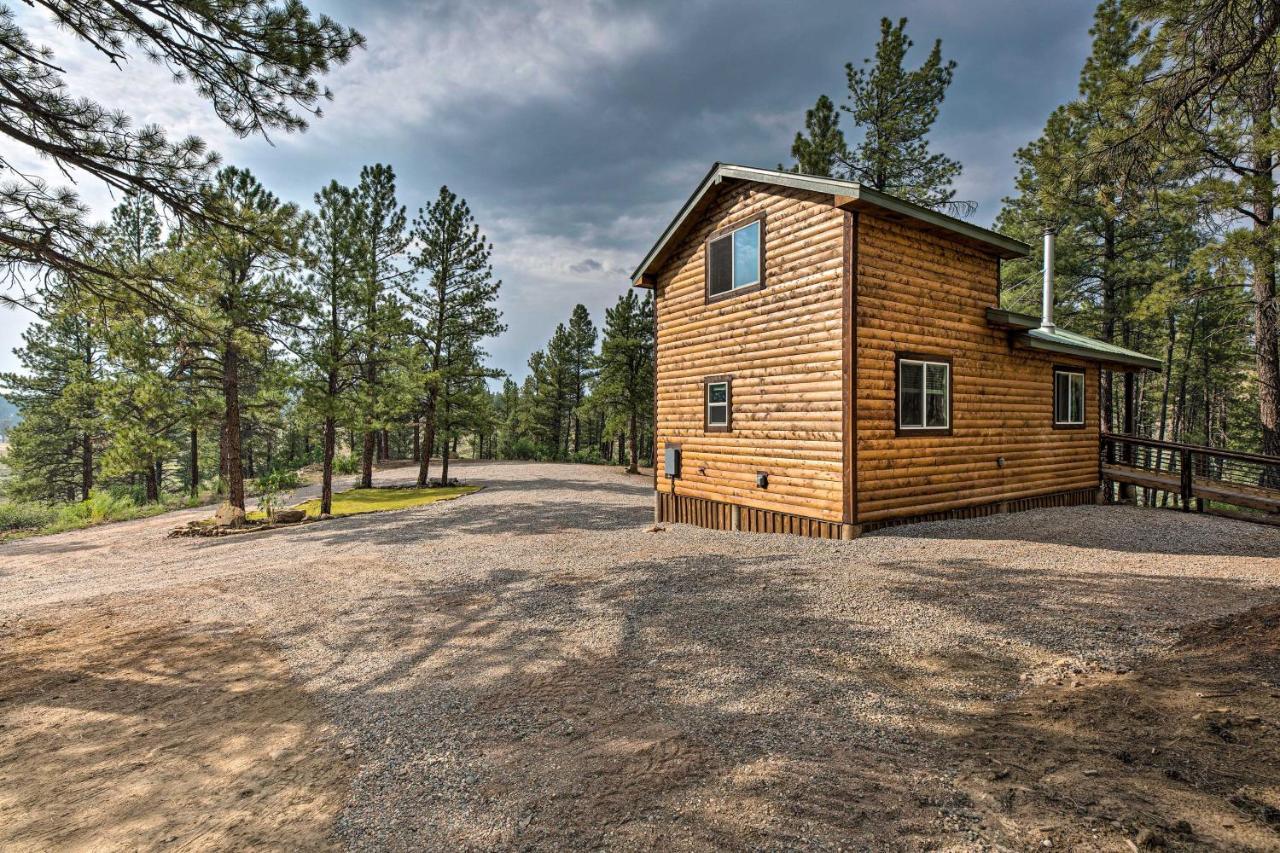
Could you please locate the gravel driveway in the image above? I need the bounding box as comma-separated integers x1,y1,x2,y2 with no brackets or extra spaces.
2,460,1279,850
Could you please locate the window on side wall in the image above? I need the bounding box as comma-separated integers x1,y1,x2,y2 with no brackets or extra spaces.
897,354,951,434
705,377,731,432
1054,367,1085,427
706,217,762,300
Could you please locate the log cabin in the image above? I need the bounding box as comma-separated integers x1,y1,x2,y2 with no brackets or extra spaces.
633,163,1161,539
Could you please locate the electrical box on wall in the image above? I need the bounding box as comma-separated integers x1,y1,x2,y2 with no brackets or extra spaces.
665,445,681,479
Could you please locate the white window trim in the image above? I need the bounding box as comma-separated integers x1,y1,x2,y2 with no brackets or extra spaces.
706,381,730,427
710,220,761,295
1054,369,1086,426
899,358,950,431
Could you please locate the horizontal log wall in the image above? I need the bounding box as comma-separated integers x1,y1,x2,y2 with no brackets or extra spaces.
855,213,1100,523
654,181,846,522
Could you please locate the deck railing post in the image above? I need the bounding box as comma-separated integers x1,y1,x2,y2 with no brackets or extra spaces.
1180,448,1193,511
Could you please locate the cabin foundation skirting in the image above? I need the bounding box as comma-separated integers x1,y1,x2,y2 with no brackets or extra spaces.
654,486,1102,539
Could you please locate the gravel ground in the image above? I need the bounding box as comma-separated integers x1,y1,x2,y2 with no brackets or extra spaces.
2,460,1279,849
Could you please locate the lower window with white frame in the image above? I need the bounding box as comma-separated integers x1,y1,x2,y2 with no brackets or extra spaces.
897,355,951,433
1053,367,1085,427
705,377,731,432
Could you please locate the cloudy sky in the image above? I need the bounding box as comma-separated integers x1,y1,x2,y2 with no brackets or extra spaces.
0,0,1097,380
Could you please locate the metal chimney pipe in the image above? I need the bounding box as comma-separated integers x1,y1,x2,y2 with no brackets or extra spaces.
1041,228,1056,332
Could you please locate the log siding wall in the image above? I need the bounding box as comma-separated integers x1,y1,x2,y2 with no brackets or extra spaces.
651,181,1101,534
654,182,846,522
854,213,1099,523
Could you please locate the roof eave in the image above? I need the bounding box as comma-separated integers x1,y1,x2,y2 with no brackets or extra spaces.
1019,333,1163,371
632,163,1030,285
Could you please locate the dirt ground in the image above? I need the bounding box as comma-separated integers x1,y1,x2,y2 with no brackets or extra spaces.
0,607,349,851
1,460,1278,851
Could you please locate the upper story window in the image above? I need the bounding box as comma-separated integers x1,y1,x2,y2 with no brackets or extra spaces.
1054,367,1085,427
707,216,763,301
705,377,732,431
897,354,951,434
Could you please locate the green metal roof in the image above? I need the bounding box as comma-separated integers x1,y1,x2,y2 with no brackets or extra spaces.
631,163,1029,285
988,308,1162,370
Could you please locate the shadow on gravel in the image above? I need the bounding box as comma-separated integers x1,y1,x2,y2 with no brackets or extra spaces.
0,612,348,850
272,554,1022,848
875,504,1280,558
880,558,1273,664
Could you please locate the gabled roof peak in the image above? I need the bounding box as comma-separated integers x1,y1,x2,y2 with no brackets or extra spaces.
632,162,1029,285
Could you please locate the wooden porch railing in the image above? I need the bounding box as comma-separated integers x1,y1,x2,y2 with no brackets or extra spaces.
1100,432,1280,524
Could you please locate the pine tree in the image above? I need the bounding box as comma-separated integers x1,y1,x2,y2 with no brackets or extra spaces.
351,164,411,487
299,180,363,515
181,166,301,511
0,2,361,303
0,289,107,502
784,95,848,177
565,304,598,456
840,17,968,214
1085,0,1279,460
596,290,654,474
407,186,504,486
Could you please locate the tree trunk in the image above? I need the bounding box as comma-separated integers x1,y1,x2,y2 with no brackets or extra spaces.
1100,218,1117,431
360,430,375,488
1249,123,1280,478
321,414,336,516
417,397,437,488
222,342,246,509
189,426,199,496
144,461,159,503
81,432,93,501
626,409,639,474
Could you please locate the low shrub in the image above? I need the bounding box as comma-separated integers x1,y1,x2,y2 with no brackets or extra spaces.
500,437,541,461
571,447,605,465
253,470,297,520
333,453,360,475
0,500,57,532
46,490,151,533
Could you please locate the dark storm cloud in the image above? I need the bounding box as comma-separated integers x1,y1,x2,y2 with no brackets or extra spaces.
0,0,1098,379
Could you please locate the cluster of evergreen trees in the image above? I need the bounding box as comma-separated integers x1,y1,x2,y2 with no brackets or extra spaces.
1,171,659,514
491,292,656,472
2,166,506,516
786,3,1278,456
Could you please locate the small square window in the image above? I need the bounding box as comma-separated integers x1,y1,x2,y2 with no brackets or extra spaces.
897,356,950,433
705,379,731,431
1054,368,1085,426
707,218,763,299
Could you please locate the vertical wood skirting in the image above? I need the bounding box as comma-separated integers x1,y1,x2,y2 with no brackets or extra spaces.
656,486,1097,539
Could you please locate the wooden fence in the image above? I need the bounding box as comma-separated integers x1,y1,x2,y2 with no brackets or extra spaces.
1100,432,1280,525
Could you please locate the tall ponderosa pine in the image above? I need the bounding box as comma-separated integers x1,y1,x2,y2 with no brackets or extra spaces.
352,164,411,486
1103,0,1280,461
785,95,848,178
840,17,968,213
99,191,177,501
997,0,1197,431
0,287,107,502
185,167,301,511
299,180,363,515
0,2,361,306
565,304,598,455
596,290,655,474
407,186,504,486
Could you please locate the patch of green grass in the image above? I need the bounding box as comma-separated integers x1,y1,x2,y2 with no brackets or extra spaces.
248,485,480,522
